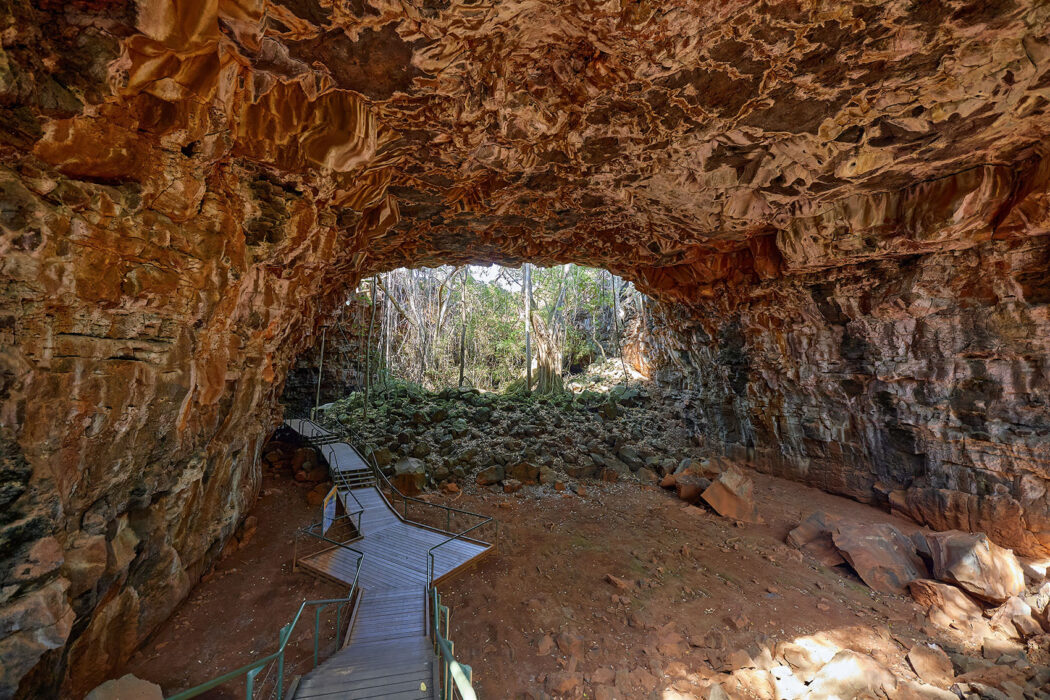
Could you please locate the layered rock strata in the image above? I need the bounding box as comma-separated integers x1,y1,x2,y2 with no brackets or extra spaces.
1,0,1049,696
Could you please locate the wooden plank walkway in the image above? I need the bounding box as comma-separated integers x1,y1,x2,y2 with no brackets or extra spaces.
283,419,492,699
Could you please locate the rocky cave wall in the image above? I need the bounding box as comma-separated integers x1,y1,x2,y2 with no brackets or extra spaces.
643,232,1050,558
281,297,375,415
1,0,1050,697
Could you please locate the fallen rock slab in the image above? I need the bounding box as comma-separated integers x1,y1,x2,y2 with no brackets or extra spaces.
924,531,1025,603
786,511,845,567
907,579,985,621
907,643,955,688
832,522,928,593
675,473,710,504
989,596,1045,638
701,467,759,522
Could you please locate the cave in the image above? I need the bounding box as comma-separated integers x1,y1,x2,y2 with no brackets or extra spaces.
2,0,1050,698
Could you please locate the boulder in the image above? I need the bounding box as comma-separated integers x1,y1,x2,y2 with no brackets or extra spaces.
538,465,557,485
617,446,644,471
505,461,540,483
86,674,163,700
907,643,954,688
475,465,504,486
1023,581,1050,616
831,522,928,593
601,456,633,479
659,474,677,489
563,461,597,479
700,467,759,523
924,531,1025,603
803,650,897,699
637,467,658,482
786,511,845,567
598,400,621,420
411,441,431,458
675,473,710,504
391,457,426,496
303,465,328,482
989,596,1045,638
503,479,523,494
907,579,985,621
291,447,316,471
370,447,394,467
305,483,326,506
674,458,699,475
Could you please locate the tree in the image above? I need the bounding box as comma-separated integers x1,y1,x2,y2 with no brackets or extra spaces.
363,275,377,419
458,267,468,387
523,262,532,393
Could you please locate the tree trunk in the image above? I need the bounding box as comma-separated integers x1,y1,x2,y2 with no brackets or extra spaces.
524,263,532,393
530,310,565,395
611,271,629,382
458,268,468,387
381,274,389,387
364,276,377,419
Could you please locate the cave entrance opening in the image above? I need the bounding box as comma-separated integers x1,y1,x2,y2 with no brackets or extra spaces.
280,262,650,418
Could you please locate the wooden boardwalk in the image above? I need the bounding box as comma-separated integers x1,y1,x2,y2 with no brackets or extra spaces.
284,419,492,699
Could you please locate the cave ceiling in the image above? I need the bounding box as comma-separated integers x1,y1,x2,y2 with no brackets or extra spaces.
28,0,1050,300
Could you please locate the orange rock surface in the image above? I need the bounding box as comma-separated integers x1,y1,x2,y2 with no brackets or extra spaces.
1,0,1049,696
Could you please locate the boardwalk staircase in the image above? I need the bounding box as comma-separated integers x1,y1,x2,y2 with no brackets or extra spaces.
168,417,496,700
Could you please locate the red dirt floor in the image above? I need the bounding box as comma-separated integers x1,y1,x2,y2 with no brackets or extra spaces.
124,472,346,699
126,462,1016,699
436,473,945,698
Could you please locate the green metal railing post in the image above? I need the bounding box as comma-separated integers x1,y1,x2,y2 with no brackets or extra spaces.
336,604,343,647
244,666,260,699
277,623,291,700
313,608,322,667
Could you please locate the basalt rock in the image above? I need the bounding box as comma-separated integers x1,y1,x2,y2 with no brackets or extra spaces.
925,531,1026,603
391,457,426,496
831,522,929,594
1,0,1050,696
701,467,759,523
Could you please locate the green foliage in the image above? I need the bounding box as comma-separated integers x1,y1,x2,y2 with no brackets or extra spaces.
375,264,635,392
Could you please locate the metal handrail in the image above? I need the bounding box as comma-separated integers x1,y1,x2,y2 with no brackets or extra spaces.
431,587,477,700
426,518,497,589
328,450,366,530
340,423,494,539
299,512,363,544
288,416,486,699
168,552,364,700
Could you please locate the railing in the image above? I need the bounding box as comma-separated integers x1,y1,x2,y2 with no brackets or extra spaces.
168,552,363,700
327,450,367,520
338,422,498,555
431,587,477,700
290,416,490,699
293,511,364,570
